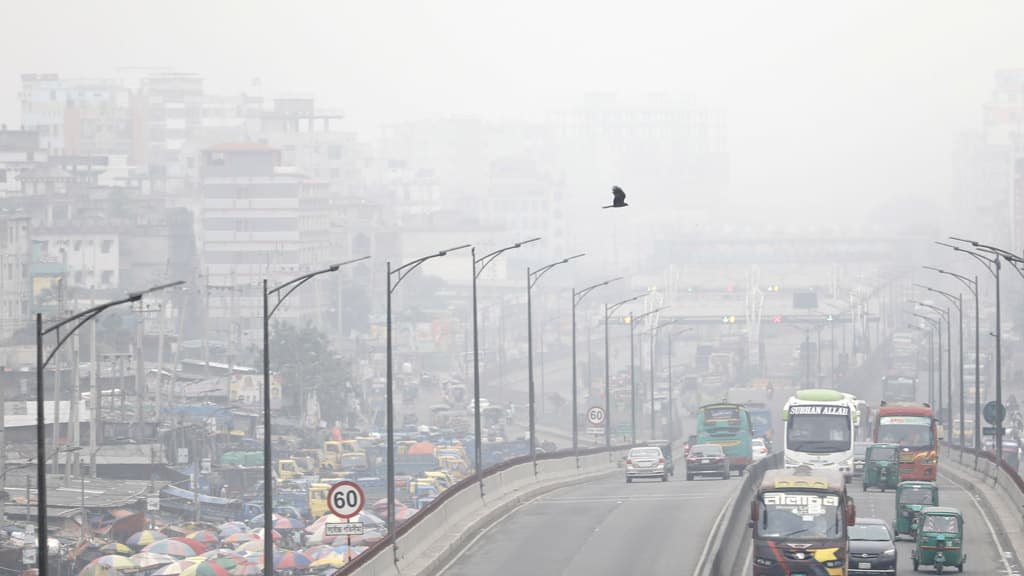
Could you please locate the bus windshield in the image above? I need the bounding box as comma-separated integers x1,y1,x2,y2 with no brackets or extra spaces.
877,416,933,450
758,491,843,539
787,413,851,453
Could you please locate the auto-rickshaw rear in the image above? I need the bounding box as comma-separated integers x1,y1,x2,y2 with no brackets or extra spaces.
912,506,965,573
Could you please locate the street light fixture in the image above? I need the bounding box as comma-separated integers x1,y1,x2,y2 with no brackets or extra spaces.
626,307,668,444
35,280,183,576
941,238,1004,470
262,257,368,576
914,284,963,456
471,238,540,496
527,254,585,473
604,294,647,450
924,265,981,465
387,245,468,558
571,277,621,463
910,300,950,423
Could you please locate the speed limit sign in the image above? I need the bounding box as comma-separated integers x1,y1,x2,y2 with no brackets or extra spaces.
327,481,365,519
587,406,606,426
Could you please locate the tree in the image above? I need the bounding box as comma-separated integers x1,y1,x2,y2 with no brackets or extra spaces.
255,321,352,428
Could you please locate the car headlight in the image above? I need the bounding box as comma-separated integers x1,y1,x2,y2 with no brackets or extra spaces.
754,557,775,567
881,548,896,557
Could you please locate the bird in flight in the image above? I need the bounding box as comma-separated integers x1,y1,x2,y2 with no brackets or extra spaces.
603,186,628,209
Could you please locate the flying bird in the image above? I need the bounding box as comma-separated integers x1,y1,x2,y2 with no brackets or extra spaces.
603,186,628,209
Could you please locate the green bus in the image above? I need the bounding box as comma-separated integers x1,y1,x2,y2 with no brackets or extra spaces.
696,402,753,475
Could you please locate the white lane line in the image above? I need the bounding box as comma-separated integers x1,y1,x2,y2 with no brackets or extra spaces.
694,493,735,575
941,471,1015,575
541,494,719,503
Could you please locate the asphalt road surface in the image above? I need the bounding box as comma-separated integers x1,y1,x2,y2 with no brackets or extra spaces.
739,472,1021,574
438,469,739,576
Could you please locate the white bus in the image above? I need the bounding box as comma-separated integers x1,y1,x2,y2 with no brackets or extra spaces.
782,389,858,482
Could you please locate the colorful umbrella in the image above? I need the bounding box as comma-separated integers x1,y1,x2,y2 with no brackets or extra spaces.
169,537,208,555
99,543,134,555
253,528,282,542
88,555,141,571
310,554,346,569
142,539,199,558
301,545,336,561
186,530,220,548
180,561,232,576
202,549,247,562
217,523,247,539
229,563,262,576
151,559,201,576
206,557,239,572
130,552,176,570
222,533,259,545
274,551,312,571
127,530,168,549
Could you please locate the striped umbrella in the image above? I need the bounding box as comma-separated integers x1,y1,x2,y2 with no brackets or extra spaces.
99,543,134,555
206,557,239,572
142,539,199,558
130,552,176,570
217,523,247,539
127,530,168,549
273,551,312,571
234,541,265,553
151,559,201,576
87,555,141,572
222,533,259,545
253,528,282,542
179,561,232,576
186,530,220,548
170,537,209,555
229,563,262,576
309,554,346,569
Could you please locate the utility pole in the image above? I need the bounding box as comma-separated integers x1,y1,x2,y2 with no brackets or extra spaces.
89,292,98,478
135,312,145,441
1,383,5,526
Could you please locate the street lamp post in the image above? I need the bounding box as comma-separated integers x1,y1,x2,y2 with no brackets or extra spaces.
916,284,963,456
387,246,467,558
604,294,647,450
664,326,693,441
912,301,950,426
527,254,585,473
913,313,941,408
263,258,368,575
36,281,183,576
572,277,621,463
472,238,540,495
627,307,667,444
924,266,980,465
941,239,1003,470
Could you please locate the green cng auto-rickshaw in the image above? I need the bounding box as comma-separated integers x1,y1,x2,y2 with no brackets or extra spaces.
912,506,965,573
894,480,939,538
862,443,900,492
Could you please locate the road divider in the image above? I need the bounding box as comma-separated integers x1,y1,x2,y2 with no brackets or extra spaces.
697,452,783,576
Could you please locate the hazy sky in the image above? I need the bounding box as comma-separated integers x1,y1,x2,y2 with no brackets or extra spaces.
3,0,1023,224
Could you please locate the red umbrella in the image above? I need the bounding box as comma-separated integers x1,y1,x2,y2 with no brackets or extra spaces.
186,531,219,548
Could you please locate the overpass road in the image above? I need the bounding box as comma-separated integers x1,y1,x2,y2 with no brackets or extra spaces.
437,471,740,576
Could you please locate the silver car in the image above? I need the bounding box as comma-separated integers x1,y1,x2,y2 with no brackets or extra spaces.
625,446,668,483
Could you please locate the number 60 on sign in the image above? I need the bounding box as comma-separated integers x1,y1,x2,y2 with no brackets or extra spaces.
327,481,364,519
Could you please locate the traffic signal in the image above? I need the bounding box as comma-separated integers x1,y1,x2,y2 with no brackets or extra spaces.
721,315,737,324
767,284,781,292
772,315,782,323
726,285,735,293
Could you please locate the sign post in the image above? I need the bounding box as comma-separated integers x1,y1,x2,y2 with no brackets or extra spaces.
327,481,365,563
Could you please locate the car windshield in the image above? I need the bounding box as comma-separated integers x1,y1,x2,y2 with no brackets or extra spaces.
848,523,891,541
691,446,723,457
786,410,851,453
630,448,661,459
877,416,934,450
898,487,935,505
921,515,959,533
757,491,843,539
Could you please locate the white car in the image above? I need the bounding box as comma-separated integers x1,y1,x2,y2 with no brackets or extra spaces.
751,438,769,462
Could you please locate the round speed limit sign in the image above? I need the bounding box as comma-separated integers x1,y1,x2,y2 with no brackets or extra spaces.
327,481,365,519
587,406,606,426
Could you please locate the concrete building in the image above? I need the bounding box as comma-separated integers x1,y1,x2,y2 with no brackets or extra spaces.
0,211,31,341
19,74,133,156
199,142,334,339
32,229,119,290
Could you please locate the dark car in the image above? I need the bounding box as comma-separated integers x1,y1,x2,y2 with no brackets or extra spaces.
848,517,897,574
853,441,871,477
685,444,729,481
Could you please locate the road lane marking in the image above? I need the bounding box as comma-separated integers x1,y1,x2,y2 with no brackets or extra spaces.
694,492,735,575
941,471,1015,575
